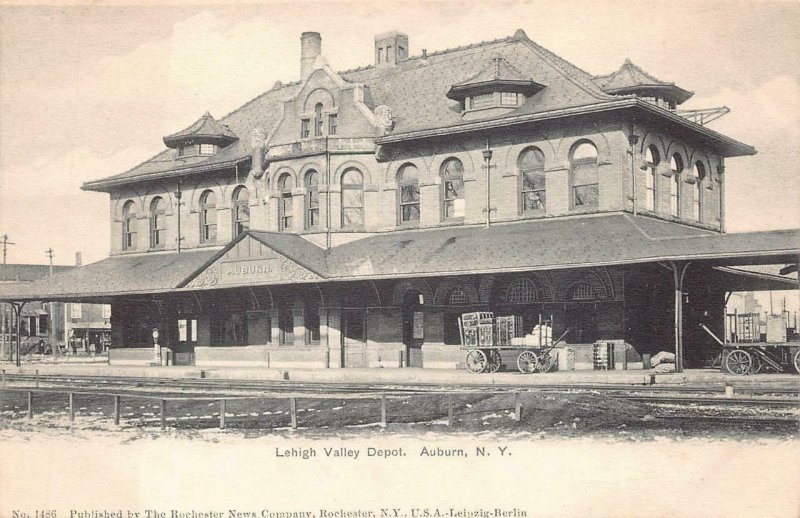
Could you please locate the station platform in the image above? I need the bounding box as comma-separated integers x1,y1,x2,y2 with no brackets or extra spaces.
2,361,798,387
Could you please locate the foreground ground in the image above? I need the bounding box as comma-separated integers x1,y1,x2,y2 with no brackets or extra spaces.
1,388,797,440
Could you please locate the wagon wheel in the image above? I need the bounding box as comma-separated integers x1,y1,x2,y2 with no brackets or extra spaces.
793,349,800,374
538,352,557,373
485,350,502,373
517,351,539,374
725,349,753,375
466,350,488,373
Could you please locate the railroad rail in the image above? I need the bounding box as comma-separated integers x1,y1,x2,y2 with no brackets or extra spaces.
2,371,799,396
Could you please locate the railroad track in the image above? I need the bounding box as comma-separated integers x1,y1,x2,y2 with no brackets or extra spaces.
1,372,798,404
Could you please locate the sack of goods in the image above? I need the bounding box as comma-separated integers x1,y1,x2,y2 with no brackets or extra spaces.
524,324,553,347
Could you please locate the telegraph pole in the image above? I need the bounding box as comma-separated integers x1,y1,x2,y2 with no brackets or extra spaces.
45,248,57,358
1,234,15,282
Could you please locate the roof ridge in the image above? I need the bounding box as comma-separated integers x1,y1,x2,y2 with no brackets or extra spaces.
338,34,517,76
515,35,614,101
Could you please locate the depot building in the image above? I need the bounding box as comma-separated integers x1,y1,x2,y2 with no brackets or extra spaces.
3,30,798,371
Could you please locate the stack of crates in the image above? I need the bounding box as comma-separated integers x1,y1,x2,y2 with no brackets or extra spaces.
459,312,495,347
592,341,616,370
495,315,523,346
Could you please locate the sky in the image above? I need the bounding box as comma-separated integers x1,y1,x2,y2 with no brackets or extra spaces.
0,0,799,267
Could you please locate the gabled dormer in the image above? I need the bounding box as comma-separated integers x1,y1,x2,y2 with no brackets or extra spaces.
446,56,545,120
163,111,238,159
595,59,693,111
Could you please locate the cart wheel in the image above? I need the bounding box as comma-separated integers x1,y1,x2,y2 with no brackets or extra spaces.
793,349,800,374
725,349,753,375
466,350,488,373
517,351,539,374
538,352,557,373
486,350,502,373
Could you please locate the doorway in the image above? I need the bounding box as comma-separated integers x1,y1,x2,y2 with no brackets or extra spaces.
402,292,424,367
174,317,197,365
341,309,366,368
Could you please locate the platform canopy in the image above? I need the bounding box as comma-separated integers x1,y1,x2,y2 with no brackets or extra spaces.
1,213,797,303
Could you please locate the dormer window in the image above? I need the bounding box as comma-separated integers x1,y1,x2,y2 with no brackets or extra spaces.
500,92,520,106
447,56,544,118
199,143,217,155
163,112,238,159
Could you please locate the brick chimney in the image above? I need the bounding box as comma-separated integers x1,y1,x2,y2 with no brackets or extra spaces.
301,31,322,79
375,31,408,67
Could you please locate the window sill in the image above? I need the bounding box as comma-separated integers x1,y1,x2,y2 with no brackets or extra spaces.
440,217,465,226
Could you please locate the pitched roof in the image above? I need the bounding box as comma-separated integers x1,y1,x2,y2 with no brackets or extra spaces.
0,249,217,301
0,264,72,283
162,111,239,148
595,59,693,104
3,214,797,302
82,30,748,191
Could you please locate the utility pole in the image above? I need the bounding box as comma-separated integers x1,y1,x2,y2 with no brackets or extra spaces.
1,234,15,282
44,248,57,358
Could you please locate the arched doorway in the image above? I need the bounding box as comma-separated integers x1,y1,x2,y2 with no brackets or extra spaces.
402,291,424,367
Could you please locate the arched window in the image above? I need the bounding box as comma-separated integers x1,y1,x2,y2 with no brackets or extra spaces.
341,168,364,229
199,190,217,243
692,161,706,221
519,147,545,213
447,286,469,305
644,145,660,212
506,278,538,304
670,154,683,217
397,163,420,224
149,197,166,249
278,174,294,231
314,103,323,137
568,281,596,301
122,200,137,251
232,186,250,236
570,142,599,209
305,170,320,230
441,158,465,220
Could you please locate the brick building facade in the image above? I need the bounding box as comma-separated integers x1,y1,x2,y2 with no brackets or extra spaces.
3,29,797,370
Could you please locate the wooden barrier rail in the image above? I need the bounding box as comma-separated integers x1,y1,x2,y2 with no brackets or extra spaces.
0,386,524,431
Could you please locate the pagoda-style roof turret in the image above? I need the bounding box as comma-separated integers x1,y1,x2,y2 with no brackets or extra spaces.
446,56,545,101
163,112,238,149
596,59,693,105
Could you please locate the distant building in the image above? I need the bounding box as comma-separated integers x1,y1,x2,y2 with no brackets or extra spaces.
0,263,110,359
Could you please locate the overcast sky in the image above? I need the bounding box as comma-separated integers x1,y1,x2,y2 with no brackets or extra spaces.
0,0,798,267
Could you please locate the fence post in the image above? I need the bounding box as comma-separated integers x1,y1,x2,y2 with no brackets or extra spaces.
290,397,297,430
380,394,387,427
447,394,454,427
35,369,39,388
514,392,521,422
160,399,166,431
69,392,75,422
113,395,120,426
220,400,226,429
2,369,6,386
27,391,33,419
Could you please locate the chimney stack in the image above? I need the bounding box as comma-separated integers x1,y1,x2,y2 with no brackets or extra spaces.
75,252,82,267
301,31,322,78
375,31,409,67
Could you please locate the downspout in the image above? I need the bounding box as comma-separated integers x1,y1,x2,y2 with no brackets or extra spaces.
718,163,726,233
482,137,494,228
326,137,332,249
628,120,639,216
175,179,183,254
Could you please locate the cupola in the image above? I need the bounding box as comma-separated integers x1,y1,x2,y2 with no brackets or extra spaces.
163,112,238,158
446,56,545,119
596,59,693,110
